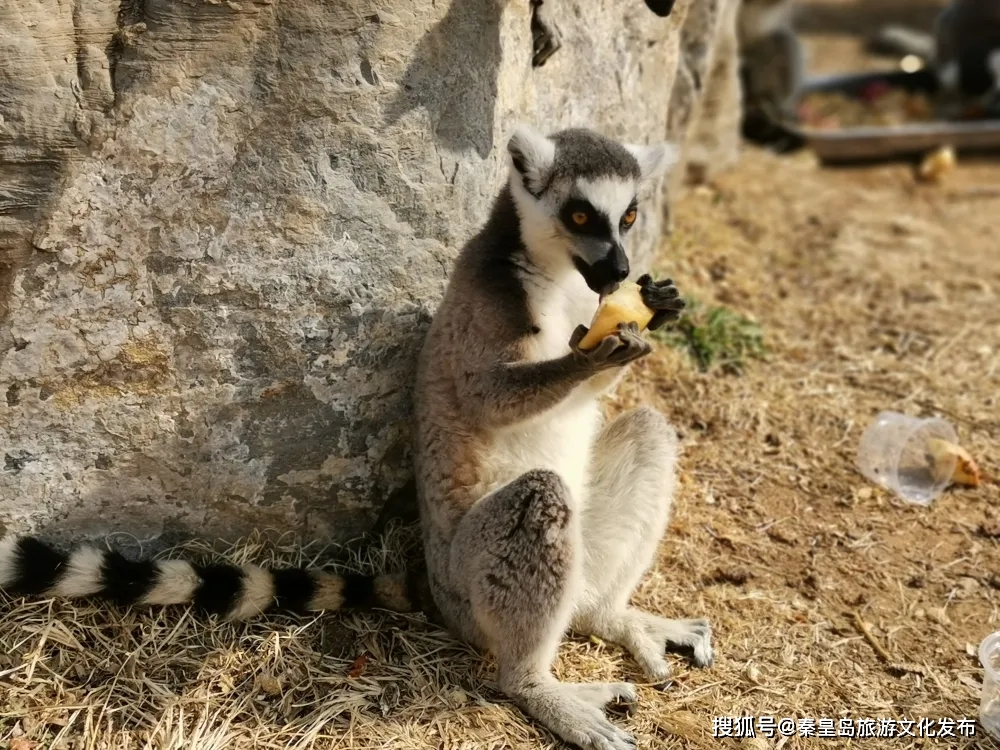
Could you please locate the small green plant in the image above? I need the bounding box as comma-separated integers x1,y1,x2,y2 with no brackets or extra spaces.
651,298,766,374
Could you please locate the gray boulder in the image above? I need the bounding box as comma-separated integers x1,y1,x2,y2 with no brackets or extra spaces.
0,0,740,546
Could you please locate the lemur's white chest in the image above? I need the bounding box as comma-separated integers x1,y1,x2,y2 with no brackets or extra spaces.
523,271,597,362
487,273,603,508
490,402,600,510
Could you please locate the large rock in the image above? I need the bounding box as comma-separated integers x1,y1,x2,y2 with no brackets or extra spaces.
0,0,740,546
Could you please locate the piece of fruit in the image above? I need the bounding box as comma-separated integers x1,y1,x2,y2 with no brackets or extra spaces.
578,282,655,350
917,145,956,183
926,438,981,487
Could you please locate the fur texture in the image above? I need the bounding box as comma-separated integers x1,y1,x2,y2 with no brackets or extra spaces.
415,126,711,750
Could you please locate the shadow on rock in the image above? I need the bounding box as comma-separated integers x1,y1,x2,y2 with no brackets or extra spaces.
382,0,504,159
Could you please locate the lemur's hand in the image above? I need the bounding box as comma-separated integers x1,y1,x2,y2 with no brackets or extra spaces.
570,322,651,370
637,274,686,331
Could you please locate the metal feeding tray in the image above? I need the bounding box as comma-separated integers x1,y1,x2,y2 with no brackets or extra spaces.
787,69,1000,164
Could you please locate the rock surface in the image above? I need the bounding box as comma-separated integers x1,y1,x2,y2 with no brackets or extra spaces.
0,0,740,546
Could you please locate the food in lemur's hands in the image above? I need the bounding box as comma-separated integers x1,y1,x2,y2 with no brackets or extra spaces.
577,275,683,350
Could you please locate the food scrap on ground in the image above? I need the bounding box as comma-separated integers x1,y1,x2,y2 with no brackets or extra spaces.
917,145,957,183
927,437,983,488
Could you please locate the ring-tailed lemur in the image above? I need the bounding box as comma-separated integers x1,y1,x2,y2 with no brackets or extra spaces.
738,0,807,152
0,125,711,750
413,124,711,750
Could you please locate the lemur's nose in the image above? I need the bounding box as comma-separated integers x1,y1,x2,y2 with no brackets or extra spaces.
609,244,629,282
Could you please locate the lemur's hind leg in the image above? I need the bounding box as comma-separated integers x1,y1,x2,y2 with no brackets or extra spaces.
572,408,714,683
450,469,637,750
530,0,562,68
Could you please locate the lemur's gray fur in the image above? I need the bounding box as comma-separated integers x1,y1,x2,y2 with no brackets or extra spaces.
414,124,712,750
738,0,806,151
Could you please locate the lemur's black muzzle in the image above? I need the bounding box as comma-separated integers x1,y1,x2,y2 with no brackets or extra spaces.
574,244,630,296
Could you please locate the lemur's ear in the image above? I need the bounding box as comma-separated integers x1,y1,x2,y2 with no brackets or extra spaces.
507,123,556,196
625,142,678,184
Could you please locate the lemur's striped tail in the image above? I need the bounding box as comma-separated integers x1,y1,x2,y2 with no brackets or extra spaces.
0,536,421,620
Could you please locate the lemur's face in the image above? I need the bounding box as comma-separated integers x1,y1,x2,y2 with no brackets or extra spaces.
506,126,675,297
556,176,640,296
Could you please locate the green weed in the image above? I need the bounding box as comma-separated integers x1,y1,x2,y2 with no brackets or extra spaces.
652,298,766,374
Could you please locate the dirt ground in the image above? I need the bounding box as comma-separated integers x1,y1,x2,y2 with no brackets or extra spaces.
3,1,1000,748
613,150,1000,748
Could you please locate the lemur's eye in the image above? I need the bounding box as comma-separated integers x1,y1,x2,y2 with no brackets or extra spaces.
572,211,588,226
622,209,638,226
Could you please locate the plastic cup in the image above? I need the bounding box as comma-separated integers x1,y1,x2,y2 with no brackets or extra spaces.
856,411,957,505
979,631,1000,741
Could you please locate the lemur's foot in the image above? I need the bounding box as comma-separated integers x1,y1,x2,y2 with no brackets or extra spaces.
630,614,714,681
564,681,638,714
506,676,636,750
592,611,713,682
531,0,562,68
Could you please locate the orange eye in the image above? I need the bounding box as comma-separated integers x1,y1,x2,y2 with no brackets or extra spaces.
572,211,588,226
623,209,637,226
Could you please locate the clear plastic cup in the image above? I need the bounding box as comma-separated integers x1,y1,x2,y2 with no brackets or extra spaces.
856,411,957,505
979,631,1000,740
